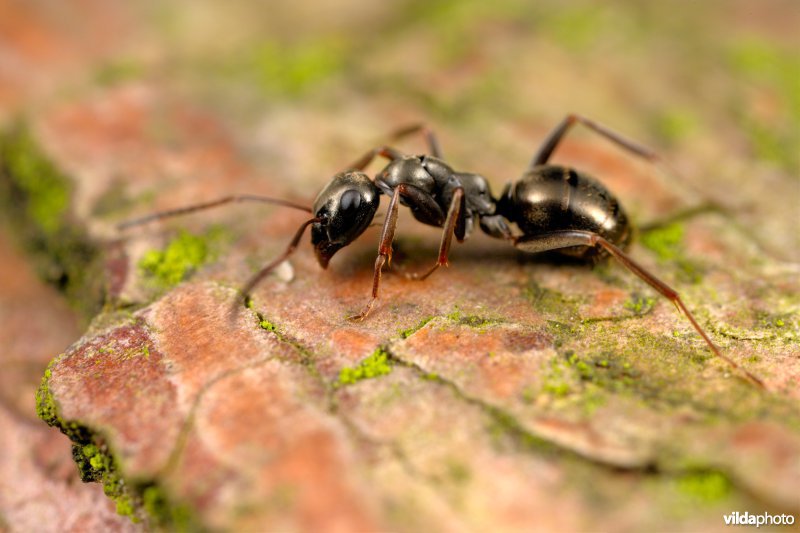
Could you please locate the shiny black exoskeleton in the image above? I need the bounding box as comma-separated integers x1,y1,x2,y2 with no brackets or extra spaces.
497,165,632,260
118,115,764,388
310,171,380,268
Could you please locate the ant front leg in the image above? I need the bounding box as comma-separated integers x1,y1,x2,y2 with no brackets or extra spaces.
514,230,765,389
350,184,444,321
530,113,661,168
405,187,466,281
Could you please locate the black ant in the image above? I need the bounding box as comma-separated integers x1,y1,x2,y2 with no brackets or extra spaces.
118,114,764,388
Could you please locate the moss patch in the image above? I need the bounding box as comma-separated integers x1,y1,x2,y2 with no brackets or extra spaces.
399,316,435,339
141,484,196,531
640,222,685,261
139,228,223,289
727,38,800,173
651,108,699,144
241,38,348,97
0,125,69,234
337,348,393,386
259,319,277,332
36,364,198,529
675,470,732,504
0,124,104,318
444,308,503,332
524,281,581,317
639,222,704,283
624,294,656,316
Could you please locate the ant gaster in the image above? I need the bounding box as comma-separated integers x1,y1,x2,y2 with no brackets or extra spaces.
119,115,764,388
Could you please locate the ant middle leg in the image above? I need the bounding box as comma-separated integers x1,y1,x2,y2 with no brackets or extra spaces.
405,187,466,281
350,184,444,321
530,113,661,168
514,230,765,389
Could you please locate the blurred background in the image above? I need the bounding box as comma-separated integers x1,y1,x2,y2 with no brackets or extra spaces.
5,0,797,251
1,0,798,530
3,0,798,242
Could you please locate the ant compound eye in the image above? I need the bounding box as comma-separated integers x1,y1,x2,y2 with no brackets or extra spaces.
339,189,362,212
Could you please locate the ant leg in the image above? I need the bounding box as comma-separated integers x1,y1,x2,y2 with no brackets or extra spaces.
349,186,403,321
530,113,660,168
350,184,441,321
346,124,444,172
514,230,765,389
346,146,404,172
406,187,466,281
240,217,320,302
118,194,311,230
388,124,444,158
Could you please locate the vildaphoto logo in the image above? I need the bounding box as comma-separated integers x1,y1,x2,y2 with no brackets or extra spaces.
723,511,795,527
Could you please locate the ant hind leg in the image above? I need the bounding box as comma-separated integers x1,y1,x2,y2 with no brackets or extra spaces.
530,113,661,168
514,229,765,389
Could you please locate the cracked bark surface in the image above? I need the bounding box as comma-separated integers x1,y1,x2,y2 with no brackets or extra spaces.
2,1,799,531
25,85,799,530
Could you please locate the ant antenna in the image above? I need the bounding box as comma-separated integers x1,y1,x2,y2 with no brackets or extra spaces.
117,194,312,230
239,217,321,304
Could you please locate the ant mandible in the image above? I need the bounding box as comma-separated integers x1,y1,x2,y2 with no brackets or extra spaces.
119,114,764,389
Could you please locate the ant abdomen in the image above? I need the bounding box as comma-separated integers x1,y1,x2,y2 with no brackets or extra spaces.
498,165,631,260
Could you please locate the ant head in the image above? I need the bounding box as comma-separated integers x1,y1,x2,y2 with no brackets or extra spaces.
311,171,380,268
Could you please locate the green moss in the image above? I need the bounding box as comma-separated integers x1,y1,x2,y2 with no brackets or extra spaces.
0,125,69,235
639,223,704,283
445,308,500,330
242,37,348,97
139,229,221,289
0,124,103,318
81,443,150,523
727,38,800,172
94,59,145,87
445,460,471,485
399,316,435,338
36,363,198,528
37,366,139,520
651,109,699,144
554,319,800,430
446,308,462,322
337,348,393,386
524,282,579,317
35,366,59,427
756,310,795,331
640,222,685,261
624,294,656,315
259,319,277,332
542,381,571,397
546,5,610,52
537,344,660,415
141,485,196,532
675,470,732,504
